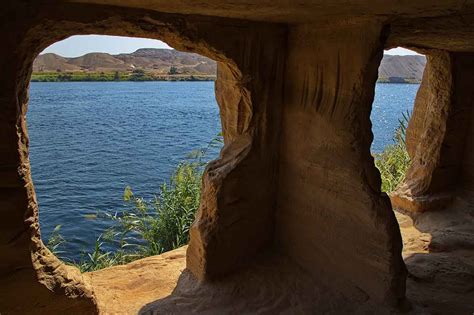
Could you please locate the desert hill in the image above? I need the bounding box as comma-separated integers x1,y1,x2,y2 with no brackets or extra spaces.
378,54,426,83
33,49,217,75
34,49,426,82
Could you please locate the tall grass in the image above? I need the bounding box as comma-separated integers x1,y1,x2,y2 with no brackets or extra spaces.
374,111,411,193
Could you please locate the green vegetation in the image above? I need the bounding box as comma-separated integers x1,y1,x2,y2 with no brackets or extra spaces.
374,111,411,192
377,77,421,84
31,71,418,83
46,136,222,272
168,66,178,75
31,71,216,82
46,225,66,257
73,161,201,272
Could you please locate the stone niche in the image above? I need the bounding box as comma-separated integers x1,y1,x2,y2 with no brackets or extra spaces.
1,1,474,314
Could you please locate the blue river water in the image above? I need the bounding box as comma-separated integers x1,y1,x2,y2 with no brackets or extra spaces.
27,82,419,261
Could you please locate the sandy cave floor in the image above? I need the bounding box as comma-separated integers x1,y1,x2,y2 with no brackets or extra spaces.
396,197,474,314
86,200,474,314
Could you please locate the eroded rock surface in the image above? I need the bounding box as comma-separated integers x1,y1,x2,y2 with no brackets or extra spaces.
396,198,474,314
85,247,187,314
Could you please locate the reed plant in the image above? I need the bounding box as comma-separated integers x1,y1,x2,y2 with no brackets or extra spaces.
374,111,411,193
46,135,222,272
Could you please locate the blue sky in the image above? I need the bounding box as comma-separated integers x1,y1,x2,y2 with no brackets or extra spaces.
42,35,172,57
41,35,418,57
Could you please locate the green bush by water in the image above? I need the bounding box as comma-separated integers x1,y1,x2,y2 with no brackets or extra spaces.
374,111,411,193
46,136,222,272
31,71,216,82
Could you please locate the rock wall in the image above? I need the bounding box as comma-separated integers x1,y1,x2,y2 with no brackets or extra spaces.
0,4,98,313
276,22,405,305
392,52,456,211
186,23,287,279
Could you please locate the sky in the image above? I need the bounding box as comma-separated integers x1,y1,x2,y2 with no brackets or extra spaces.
41,35,418,57
41,35,172,57
386,47,419,55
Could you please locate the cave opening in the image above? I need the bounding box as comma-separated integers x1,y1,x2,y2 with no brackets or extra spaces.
372,47,425,192
374,46,474,312
28,35,222,272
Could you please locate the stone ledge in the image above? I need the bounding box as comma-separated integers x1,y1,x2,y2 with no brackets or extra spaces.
84,246,187,314
390,190,453,213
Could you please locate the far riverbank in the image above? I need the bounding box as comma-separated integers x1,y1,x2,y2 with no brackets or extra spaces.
31,71,421,83
31,71,216,82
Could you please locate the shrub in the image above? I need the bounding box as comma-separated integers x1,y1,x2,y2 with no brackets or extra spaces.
47,135,223,272
104,161,202,257
67,160,203,272
168,66,178,75
130,69,148,81
374,111,411,193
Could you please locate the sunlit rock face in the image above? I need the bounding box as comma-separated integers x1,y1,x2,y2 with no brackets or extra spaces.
1,1,474,314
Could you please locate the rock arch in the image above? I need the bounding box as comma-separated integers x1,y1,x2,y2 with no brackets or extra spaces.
1,3,287,313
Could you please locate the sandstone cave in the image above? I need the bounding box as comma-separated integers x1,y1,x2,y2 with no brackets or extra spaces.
1,2,474,314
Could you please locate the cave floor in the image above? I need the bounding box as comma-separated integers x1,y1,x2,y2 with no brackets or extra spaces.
86,201,474,314
396,196,474,315
84,247,187,314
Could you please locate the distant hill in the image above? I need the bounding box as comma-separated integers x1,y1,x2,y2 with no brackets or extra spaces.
378,55,426,83
33,49,217,75
33,49,426,83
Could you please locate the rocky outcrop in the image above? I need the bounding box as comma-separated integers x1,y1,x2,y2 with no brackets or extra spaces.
2,1,474,314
